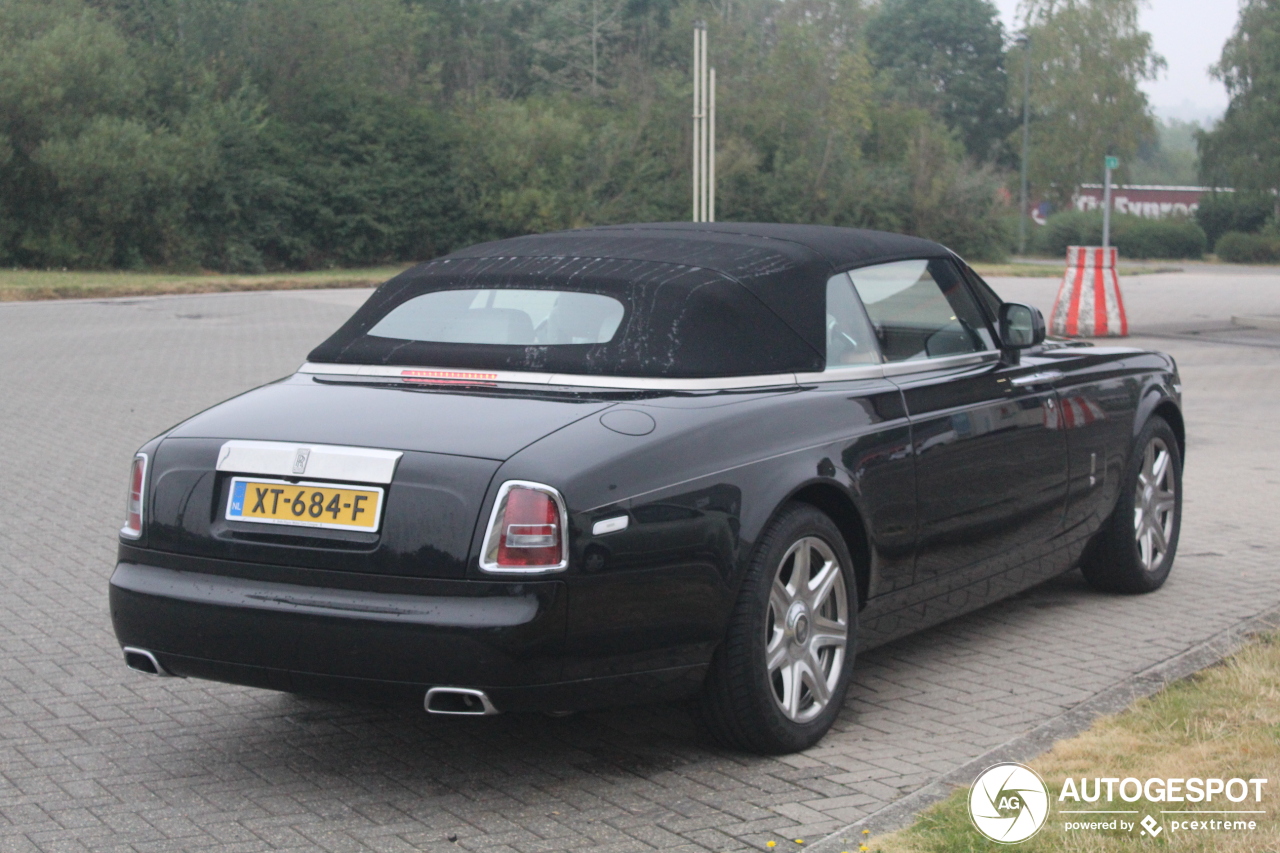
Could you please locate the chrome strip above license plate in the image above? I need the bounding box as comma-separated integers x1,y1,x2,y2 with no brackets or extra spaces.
225,477,386,532
216,440,402,484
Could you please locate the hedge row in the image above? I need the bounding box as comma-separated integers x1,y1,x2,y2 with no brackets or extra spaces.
1195,193,1276,247
1033,211,1207,259
1215,231,1280,263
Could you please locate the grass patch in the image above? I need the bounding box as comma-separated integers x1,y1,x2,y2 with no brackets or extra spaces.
0,266,409,301
0,261,1188,300
970,262,1183,278
865,631,1280,853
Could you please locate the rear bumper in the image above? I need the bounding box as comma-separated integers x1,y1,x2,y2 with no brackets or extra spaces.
108,560,706,711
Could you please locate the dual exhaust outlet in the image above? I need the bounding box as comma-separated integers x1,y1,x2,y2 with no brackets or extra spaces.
122,647,499,715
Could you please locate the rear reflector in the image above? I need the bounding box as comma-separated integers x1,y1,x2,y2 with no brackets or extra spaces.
480,481,568,573
121,454,147,539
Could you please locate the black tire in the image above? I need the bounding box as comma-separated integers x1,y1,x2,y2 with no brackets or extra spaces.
1080,416,1182,594
700,503,858,754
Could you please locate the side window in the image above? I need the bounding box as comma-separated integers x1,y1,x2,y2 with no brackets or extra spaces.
825,273,882,366
849,259,995,362
957,261,1004,323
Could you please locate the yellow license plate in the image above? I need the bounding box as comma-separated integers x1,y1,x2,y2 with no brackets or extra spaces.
226,477,385,532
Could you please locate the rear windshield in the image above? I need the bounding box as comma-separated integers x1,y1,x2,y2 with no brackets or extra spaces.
307,256,826,378
369,289,625,345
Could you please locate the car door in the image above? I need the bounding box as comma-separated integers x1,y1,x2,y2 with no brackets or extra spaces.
846,258,1069,597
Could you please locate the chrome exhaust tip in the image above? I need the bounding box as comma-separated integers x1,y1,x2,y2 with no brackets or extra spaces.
122,647,174,677
424,687,499,715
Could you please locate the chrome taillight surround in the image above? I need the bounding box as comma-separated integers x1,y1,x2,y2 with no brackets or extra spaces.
120,453,148,540
478,480,570,574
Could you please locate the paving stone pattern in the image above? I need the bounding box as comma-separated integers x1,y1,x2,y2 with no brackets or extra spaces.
1,288,1278,853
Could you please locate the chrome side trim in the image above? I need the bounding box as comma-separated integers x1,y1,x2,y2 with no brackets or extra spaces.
592,515,630,535
479,480,570,574
424,687,500,715
1010,370,1064,386
216,440,402,484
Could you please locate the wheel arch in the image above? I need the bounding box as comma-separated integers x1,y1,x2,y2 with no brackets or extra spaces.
786,482,871,611
1152,399,1185,460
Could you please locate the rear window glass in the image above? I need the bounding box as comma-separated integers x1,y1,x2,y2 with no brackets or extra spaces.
368,289,625,345
306,255,827,378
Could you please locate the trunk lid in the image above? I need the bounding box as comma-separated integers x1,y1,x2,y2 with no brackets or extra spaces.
167,374,614,459
145,376,614,578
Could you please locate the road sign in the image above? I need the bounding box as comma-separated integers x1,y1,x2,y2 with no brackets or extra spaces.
1105,156,1119,170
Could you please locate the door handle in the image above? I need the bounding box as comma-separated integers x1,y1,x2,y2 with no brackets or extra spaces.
1010,370,1063,387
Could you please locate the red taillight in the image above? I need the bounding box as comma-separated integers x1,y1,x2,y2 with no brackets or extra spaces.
121,454,147,539
482,482,567,571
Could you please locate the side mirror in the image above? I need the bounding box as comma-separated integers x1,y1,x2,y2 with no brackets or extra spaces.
998,302,1045,350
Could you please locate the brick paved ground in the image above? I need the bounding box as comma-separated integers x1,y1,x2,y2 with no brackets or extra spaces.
1,279,1278,853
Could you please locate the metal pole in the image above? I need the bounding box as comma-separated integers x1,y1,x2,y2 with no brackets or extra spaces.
1102,160,1112,249
692,25,702,221
1018,35,1031,256
699,27,708,221
708,66,715,222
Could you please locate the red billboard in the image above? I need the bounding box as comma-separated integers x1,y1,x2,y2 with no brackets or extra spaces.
1072,184,1214,219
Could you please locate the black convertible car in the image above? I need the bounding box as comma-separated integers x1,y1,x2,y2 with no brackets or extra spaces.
111,223,1183,753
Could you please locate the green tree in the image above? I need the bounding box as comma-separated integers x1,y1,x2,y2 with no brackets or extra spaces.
1131,118,1200,186
1198,0,1280,216
1015,0,1164,206
866,0,1012,161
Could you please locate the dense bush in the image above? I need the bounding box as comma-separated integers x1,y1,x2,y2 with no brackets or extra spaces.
1215,230,1280,263
1032,211,1206,259
1195,192,1276,247
0,0,1017,271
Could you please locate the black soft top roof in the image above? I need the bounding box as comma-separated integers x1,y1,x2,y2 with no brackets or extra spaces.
450,222,948,276
308,224,954,378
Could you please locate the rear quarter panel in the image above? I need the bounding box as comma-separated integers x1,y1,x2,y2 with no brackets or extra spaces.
486,380,915,679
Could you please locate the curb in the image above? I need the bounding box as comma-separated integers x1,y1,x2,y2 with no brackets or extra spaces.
808,603,1280,853
1233,315,1280,332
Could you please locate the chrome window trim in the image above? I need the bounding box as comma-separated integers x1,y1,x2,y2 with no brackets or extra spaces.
300,355,998,389
795,364,886,383
544,372,797,390
479,480,571,575
880,350,1000,377
299,362,797,391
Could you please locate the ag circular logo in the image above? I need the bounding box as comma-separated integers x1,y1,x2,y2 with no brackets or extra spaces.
968,762,1050,843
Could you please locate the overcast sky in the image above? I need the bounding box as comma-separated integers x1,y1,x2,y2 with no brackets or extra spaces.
989,0,1240,125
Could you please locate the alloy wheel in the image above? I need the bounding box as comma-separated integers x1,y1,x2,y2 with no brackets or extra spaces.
765,536,848,723
1133,436,1177,572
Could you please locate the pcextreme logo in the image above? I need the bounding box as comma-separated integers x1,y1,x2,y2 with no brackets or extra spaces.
968,763,1050,843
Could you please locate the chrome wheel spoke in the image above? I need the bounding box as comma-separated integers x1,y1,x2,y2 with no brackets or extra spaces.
1151,449,1170,485
765,635,789,673
1150,517,1169,553
771,579,793,617
807,557,840,610
801,656,831,707
782,662,803,718
793,542,813,589
809,615,847,650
